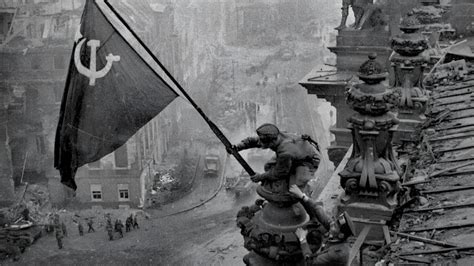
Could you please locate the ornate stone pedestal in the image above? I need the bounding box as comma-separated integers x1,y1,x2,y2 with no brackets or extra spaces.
390,14,429,144
239,179,322,265
338,54,401,242
330,29,392,72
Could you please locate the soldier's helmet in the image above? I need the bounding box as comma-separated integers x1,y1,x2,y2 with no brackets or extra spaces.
256,123,280,143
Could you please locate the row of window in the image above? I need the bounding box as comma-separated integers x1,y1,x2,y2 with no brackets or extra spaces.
90,184,129,202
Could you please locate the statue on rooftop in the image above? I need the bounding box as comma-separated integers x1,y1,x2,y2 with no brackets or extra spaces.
336,0,387,31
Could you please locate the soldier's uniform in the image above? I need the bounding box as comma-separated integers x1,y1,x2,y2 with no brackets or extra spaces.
87,219,95,233
78,222,84,236
55,227,64,249
61,222,67,237
133,216,139,229
21,207,30,221
125,217,132,232
233,124,320,190
106,222,114,241
115,220,124,238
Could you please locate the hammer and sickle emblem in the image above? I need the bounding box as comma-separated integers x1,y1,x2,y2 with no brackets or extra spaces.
74,38,121,86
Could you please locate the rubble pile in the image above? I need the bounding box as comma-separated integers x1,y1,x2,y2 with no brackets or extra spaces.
148,151,200,207
425,59,470,86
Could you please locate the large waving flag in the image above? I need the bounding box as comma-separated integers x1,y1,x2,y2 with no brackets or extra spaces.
54,0,179,190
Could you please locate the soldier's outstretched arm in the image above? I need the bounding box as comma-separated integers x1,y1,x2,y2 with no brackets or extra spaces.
236,136,261,150
226,136,261,154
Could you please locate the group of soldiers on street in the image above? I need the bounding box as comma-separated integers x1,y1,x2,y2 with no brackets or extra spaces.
75,217,94,236
105,214,139,241
49,212,139,250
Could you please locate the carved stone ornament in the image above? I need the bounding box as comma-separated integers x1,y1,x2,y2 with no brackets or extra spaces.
391,14,429,57
390,13,429,111
357,53,389,84
339,54,401,208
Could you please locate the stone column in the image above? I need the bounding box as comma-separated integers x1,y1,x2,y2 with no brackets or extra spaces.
338,54,401,242
0,94,15,207
390,14,429,144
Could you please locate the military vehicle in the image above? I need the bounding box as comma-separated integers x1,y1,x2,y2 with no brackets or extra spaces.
0,221,42,259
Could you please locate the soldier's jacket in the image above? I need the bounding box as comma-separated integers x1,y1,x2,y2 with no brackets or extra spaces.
238,132,320,181
106,222,113,231
55,227,64,239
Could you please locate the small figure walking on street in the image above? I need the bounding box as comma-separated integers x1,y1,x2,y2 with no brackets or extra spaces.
21,205,30,222
115,219,124,238
87,219,95,233
61,222,68,237
55,226,64,249
133,215,139,229
78,222,84,236
106,221,114,241
125,216,132,232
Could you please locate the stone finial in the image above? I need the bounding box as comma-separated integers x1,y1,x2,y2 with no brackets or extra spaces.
357,53,388,84
399,13,422,33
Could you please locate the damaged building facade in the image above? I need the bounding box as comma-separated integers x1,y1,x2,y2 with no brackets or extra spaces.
0,0,83,206
0,0,177,208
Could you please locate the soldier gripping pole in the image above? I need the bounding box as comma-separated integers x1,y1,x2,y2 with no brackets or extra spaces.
103,0,256,176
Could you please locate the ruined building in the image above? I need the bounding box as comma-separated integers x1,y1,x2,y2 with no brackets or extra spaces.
0,0,177,207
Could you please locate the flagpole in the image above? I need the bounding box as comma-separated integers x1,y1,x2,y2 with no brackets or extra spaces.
101,0,256,176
